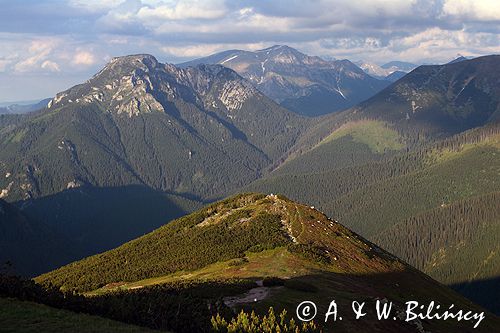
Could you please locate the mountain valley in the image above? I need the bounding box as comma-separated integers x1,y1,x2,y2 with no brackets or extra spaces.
0,49,499,332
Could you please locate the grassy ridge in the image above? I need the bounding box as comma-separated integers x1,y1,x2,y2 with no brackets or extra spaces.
33,193,500,332
36,194,290,292
36,192,407,294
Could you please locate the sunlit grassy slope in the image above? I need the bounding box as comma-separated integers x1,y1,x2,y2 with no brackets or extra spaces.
273,120,405,175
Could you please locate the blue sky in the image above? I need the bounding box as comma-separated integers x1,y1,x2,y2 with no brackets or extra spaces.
0,0,499,102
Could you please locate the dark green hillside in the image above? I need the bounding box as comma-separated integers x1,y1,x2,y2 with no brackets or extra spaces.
0,199,75,277
0,297,159,333
272,119,405,175
0,55,309,203
374,192,500,314
351,55,500,138
248,123,500,234
0,113,26,129
19,185,201,259
329,137,500,237
35,193,500,332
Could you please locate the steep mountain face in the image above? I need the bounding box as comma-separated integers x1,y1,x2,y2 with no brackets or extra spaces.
352,55,500,138
0,199,74,276
0,54,308,203
180,45,389,116
36,193,499,332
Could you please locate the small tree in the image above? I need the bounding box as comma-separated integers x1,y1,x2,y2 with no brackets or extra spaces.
211,307,321,333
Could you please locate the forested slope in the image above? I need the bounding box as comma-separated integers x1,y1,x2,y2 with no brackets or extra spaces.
247,123,500,313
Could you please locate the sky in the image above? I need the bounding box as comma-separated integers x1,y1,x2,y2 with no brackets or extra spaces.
0,0,499,102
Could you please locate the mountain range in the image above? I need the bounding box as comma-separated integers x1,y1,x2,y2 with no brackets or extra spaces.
353,55,500,138
242,55,500,314
0,48,499,331
180,45,390,116
0,98,50,115
356,60,417,81
0,54,310,203
0,54,313,269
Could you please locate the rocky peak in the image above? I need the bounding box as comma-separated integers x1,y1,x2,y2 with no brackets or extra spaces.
107,54,159,72
46,54,257,117
330,59,367,78
259,45,303,58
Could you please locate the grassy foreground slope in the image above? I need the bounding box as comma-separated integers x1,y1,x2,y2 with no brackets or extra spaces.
36,193,499,332
0,297,159,333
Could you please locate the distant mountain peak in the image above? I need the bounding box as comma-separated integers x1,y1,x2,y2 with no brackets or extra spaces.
447,55,469,64
257,44,287,52
358,60,417,79
179,46,389,116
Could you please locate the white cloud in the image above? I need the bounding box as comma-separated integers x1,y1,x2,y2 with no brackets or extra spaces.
1,0,500,102
161,42,269,58
69,0,126,11
330,0,418,17
0,55,15,72
14,57,41,72
13,39,59,73
72,51,97,66
443,0,500,21
41,60,60,72
137,0,227,20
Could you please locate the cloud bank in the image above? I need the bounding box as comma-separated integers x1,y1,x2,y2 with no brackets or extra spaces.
0,0,499,101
